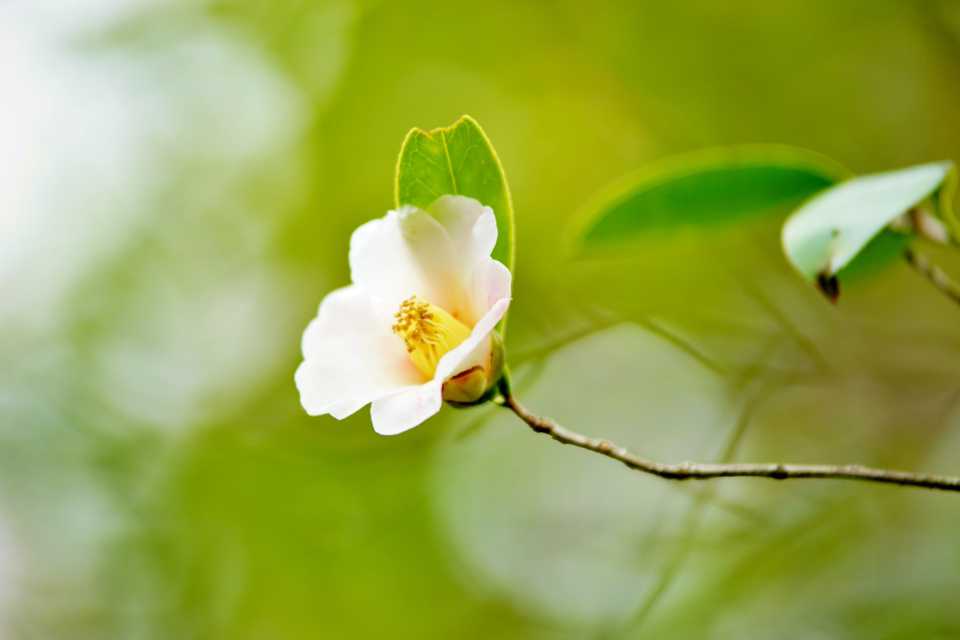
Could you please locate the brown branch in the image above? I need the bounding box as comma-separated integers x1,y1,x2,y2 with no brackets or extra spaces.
500,390,960,493
905,248,960,307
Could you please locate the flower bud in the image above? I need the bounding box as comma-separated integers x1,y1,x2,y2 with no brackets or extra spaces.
442,330,505,406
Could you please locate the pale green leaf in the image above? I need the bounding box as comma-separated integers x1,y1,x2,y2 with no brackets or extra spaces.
782,161,956,300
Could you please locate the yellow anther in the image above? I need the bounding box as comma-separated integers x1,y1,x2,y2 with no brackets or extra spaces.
392,296,471,377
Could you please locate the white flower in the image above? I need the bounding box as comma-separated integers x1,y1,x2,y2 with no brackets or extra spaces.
295,195,512,435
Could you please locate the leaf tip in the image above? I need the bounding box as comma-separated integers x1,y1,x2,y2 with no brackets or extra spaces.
816,272,841,304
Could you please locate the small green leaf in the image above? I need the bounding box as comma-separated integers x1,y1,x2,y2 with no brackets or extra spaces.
395,115,514,271
782,161,956,301
569,145,849,255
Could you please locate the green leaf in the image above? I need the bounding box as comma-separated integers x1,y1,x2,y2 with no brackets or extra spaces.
782,160,956,301
569,145,849,255
395,116,514,339
395,115,514,271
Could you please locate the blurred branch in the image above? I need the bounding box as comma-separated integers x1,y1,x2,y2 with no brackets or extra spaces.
510,318,623,366
708,235,833,373
736,275,832,373
905,248,960,307
513,316,725,374
499,383,960,493
623,377,783,636
636,318,726,375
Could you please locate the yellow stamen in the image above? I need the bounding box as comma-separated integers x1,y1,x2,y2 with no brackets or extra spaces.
392,296,471,377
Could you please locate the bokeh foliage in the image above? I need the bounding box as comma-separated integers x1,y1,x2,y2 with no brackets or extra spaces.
2,0,960,638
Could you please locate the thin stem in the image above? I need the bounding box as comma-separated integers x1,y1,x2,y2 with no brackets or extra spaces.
905,248,960,307
510,319,622,366
636,318,725,375
499,388,960,493
623,380,782,636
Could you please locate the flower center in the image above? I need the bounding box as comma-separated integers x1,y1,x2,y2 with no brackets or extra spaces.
392,296,471,377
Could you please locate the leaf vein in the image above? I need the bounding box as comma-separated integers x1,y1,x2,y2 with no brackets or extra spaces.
439,130,458,195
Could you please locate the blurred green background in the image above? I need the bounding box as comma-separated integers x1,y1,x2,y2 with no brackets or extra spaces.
3,0,960,638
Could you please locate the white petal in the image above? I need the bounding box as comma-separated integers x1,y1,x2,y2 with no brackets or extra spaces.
349,206,467,319
429,196,508,325
427,195,497,277
300,284,372,357
435,297,511,382
469,258,512,322
348,216,382,265
295,285,423,418
370,381,443,436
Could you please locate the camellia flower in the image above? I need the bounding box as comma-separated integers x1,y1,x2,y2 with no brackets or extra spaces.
295,195,511,435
